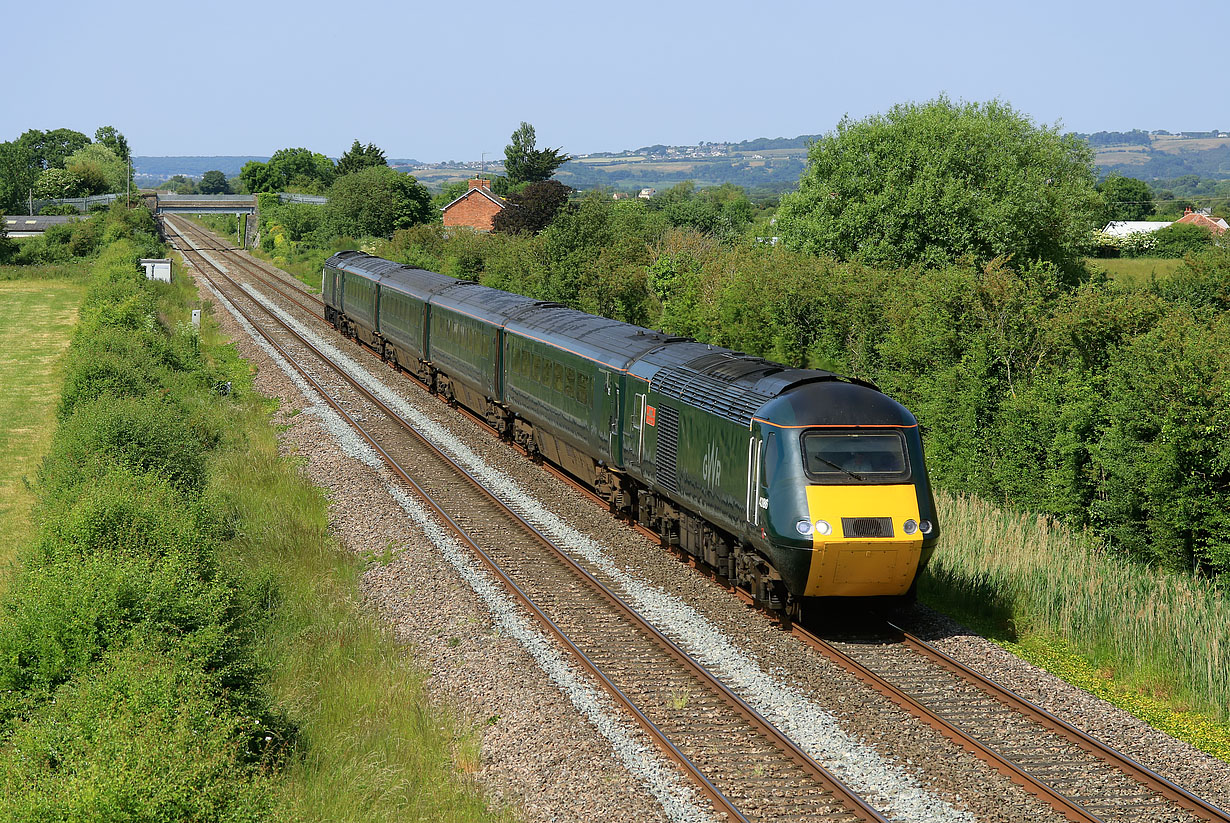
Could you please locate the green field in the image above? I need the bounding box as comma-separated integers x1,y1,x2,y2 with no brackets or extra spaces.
0,271,85,581
1086,257,1184,286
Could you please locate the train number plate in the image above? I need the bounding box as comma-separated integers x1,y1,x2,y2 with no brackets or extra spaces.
645,405,656,426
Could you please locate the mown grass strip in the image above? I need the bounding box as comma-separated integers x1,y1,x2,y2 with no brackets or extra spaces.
0,272,86,586
920,490,1230,761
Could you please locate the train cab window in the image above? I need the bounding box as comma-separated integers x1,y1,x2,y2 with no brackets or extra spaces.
801,431,910,483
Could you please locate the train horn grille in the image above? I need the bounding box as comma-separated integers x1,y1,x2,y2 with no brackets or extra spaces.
841,517,894,538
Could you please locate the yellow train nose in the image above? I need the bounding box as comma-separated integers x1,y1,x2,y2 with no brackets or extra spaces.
803,484,924,597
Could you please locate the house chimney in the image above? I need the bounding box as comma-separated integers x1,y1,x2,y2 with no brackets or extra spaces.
469,177,490,191
1185,206,1193,215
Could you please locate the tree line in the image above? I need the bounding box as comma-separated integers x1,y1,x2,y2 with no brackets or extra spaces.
0,126,132,213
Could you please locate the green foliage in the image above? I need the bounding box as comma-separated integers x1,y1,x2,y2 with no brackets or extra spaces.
32,167,82,199
1150,222,1217,258
64,143,127,195
17,128,91,171
240,148,335,194
336,139,388,176
0,223,15,264
777,97,1102,277
649,181,755,241
503,121,568,185
0,140,37,213
199,169,230,194
93,126,130,165
1098,174,1153,222
492,179,570,234
323,166,431,238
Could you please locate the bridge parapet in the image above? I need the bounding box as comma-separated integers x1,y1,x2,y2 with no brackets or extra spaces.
156,193,257,214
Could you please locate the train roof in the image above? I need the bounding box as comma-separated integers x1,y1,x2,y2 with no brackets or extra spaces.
504,305,686,370
430,280,547,326
753,381,917,429
379,266,463,301
326,251,465,301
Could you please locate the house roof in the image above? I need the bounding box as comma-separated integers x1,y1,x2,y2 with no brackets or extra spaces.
440,185,508,213
1175,212,1228,234
1101,221,1171,237
2,214,87,236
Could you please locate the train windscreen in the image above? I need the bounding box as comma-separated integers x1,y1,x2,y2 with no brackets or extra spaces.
800,431,909,482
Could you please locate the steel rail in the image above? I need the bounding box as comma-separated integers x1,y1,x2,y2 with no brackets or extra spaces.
791,623,1103,823
166,216,325,317
168,222,890,823
890,625,1230,823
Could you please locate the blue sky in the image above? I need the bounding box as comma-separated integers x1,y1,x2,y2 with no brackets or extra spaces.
5,0,1227,160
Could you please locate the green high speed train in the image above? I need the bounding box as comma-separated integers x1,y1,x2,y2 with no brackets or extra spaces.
324,251,939,619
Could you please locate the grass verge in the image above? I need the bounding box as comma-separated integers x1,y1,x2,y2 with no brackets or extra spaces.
0,270,86,587
920,490,1230,761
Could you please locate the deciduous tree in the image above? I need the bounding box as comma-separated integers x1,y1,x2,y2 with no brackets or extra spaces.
336,140,388,176
17,128,90,170
0,140,37,213
64,144,126,195
504,122,568,185
493,180,571,234
324,166,431,238
33,167,83,199
94,126,130,165
776,97,1103,278
1098,174,1154,222
198,170,229,194
240,148,335,193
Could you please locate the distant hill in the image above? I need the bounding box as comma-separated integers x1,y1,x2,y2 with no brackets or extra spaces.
134,156,269,179
131,131,1230,196
1075,132,1230,180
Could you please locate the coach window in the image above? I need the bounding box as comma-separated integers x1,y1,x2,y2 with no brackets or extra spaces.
553,362,564,393
564,367,575,400
577,373,590,403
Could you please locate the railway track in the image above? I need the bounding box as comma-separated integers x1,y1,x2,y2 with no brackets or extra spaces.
164,217,893,823
795,624,1229,823
167,217,1230,823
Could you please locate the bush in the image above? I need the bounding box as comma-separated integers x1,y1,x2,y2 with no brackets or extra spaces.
1150,222,1217,258
39,395,209,495
0,643,277,822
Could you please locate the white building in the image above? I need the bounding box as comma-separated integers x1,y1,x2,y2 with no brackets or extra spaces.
1101,221,1171,237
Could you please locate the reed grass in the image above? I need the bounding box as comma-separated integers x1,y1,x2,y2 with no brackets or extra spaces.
921,490,1230,751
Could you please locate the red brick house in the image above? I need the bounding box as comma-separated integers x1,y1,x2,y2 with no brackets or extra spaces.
1175,208,1228,235
441,178,507,232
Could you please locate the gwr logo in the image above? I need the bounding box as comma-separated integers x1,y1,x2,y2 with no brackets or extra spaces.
702,442,722,488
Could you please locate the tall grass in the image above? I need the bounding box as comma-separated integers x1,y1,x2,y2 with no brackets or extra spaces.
922,491,1229,725
1085,256,1183,286
209,420,507,822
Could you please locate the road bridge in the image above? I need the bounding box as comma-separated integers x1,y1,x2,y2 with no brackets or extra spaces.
155,194,257,215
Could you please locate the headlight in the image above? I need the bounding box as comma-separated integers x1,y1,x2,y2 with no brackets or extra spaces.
904,519,918,535
795,519,813,535
920,520,933,535
814,519,832,536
